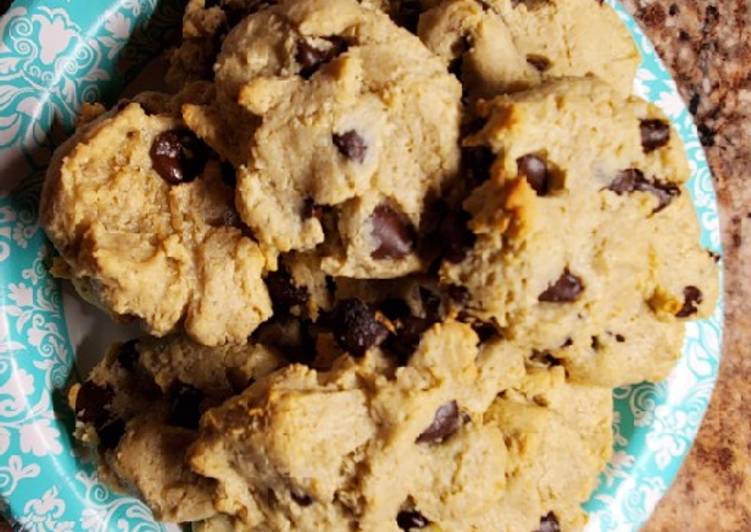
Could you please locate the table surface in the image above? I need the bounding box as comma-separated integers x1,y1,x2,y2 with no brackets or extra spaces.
0,0,748,529
622,1,751,530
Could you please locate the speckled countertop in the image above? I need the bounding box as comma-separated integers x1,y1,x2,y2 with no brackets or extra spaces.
622,1,751,529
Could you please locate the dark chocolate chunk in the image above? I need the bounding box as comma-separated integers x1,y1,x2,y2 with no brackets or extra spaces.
537,511,561,532
266,268,310,312
538,269,584,303
296,36,348,79
167,383,203,430
607,168,680,213
396,510,430,530
676,286,703,318
526,54,551,71
150,129,208,185
291,490,313,506
370,204,417,259
517,153,551,196
116,339,139,372
331,299,389,357
97,418,126,451
75,381,114,427
416,400,461,444
333,130,367,163
640,119,671,153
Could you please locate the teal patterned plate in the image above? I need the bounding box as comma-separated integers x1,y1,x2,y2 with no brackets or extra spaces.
0,1,724,530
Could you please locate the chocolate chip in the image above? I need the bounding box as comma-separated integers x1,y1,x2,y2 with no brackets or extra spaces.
561,337,573,348
676,286,703,318
75,381,114,427
463,146,495,187
607,168,680,213
416,401,461,444
291,490,313,506
116,340,139,372
266,268,309,312
333,130,367,163
220,160,236,187
385,315,433,365
615,334,626,343
150,129,208,185
537,511,561,532
517,153,551,196
526,54,551,71
331,299,389,357
97,418,126,451
591,335,601,350
297,37,348,79
370,205,416,260
167,383,203,430
640,119,670,153
396,510,430,530
538,269,584,303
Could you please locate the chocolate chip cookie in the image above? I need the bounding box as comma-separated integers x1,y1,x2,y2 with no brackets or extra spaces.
441,77,719,386
41,91,273,346
418,0,640,98
181,0,462,278
68,335,284,522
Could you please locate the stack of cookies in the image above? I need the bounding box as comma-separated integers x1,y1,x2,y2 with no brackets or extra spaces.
40,0,718,530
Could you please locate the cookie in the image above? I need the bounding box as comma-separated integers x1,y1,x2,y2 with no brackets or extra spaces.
441,78,719,386
68,335,284,522
166,0,275,89
418,0,640,98
455,366,613,532
41,93,273,346
190,321,528,530
182,0,462,278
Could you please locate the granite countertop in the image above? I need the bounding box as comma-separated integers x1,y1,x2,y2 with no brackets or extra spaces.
621,1,751,529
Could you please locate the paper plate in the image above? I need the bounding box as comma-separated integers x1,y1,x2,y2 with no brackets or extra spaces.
0,1,724,530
